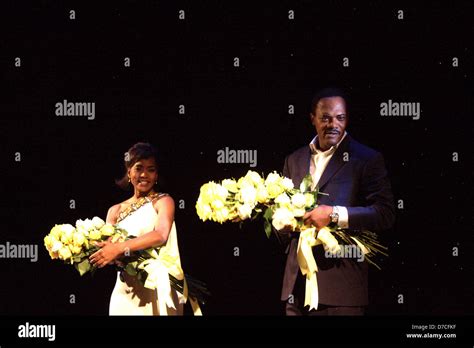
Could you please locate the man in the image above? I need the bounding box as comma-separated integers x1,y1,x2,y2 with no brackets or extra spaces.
279,88,395,315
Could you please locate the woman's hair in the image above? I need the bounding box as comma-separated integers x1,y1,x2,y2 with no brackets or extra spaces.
116,142,159,190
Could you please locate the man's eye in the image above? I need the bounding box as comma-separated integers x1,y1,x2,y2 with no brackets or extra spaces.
337,116,346,121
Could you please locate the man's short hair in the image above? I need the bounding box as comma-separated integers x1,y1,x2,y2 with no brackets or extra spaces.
310,87,349,114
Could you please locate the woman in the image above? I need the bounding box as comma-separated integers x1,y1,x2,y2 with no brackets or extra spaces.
89,142,185,315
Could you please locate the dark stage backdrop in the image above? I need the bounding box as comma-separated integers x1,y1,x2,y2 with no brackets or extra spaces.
1,1,472,317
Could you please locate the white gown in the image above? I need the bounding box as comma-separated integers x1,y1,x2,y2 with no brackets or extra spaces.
109,197,184,315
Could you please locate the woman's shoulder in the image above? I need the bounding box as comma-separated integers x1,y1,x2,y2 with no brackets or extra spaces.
106,203,122,224
109,197,139,217
151,193,174,211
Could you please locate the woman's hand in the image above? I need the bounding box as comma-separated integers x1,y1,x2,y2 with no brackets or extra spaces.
89,239,123,268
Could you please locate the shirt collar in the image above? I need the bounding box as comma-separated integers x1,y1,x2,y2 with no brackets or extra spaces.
309,131,347,155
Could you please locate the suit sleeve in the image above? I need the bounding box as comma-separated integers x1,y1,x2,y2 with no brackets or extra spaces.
346,152,395,231
283,154,291,178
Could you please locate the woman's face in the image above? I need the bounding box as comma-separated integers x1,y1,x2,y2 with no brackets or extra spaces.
128,157,158,194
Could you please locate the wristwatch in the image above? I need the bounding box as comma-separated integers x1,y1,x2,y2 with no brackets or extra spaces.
329,206,339,225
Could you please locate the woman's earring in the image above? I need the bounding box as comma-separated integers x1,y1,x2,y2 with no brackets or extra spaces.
128,177,131,183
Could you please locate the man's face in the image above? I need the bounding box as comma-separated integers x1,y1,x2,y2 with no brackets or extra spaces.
310,96,348,151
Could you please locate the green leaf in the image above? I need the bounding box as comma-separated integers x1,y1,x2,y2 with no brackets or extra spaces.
125,261,138,276
263,207,273,220
76,259,91,276
301,174,313,192
264,220,272,239
72,255,84,263
262,207,273,238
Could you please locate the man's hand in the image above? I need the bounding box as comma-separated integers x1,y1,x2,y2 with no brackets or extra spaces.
303,205,333,229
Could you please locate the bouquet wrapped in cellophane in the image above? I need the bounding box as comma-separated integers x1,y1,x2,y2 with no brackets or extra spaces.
196,170,387,310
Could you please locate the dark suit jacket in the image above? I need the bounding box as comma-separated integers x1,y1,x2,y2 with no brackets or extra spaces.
280,134,395,306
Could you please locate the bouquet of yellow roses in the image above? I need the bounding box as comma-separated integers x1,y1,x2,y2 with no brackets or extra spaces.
44,217,210,308
196,170,387,310
196,170,318,235
44,217,126,276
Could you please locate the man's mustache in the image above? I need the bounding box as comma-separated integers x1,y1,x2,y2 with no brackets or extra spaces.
325,129,340,134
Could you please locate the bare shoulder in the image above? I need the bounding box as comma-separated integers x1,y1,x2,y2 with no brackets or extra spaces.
152,194,175,213
106,203,122,224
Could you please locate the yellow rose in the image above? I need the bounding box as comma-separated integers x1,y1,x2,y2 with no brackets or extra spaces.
237,204,252,220
60,231,73,244
265,172,281,185
51,240,63,253
281,177,294,191
244,170,263,186
92,216,105,229
100,224,115,237
198,182,228,207
44,235,53,250
291,193,307,209
80,219,94,231
60,224,75,235
70,245,82,255
214,207,230,223
272,207,297,231
59,224,75,244
222,179,239,193
49,225,62,239
88,229,102,240
304,193,315,208
211,199,224,210
72,232,86,247
196,199,213,221
200,182,215,195
291,207,306,218
237,177,254,189
240,185,257,207
266,183,284,199
49,250,59,259
76,226,89,237
58,246,72,261
275,193,291,206
215,184,229,201
256,185,269,204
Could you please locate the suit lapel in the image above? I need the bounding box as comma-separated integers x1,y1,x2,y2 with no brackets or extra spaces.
317,135,351,190
295,147,312,187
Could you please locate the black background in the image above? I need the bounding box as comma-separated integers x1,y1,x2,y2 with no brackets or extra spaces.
1,0,473,319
